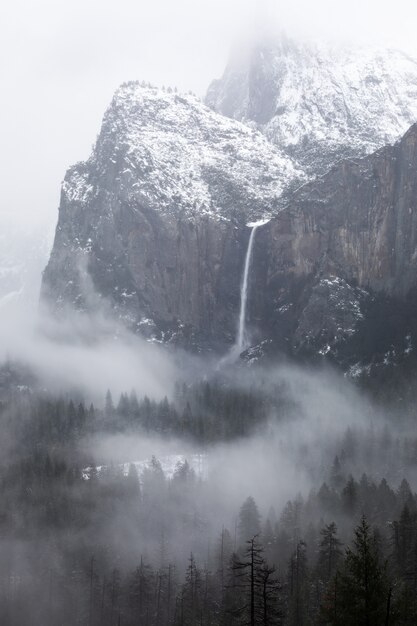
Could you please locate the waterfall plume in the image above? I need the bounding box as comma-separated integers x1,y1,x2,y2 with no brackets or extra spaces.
235,219,270,354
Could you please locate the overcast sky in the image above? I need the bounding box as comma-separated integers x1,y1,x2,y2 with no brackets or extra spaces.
2,0,417,229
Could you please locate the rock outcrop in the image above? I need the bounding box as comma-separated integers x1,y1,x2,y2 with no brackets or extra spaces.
246,123,417,370
41,82,302,350
206,36,417,175
42,78,417,372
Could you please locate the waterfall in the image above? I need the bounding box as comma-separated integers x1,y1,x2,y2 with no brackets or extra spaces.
236,225,260,351
235,219,270,353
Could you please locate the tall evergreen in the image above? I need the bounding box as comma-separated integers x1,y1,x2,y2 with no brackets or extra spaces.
238,497,261,546
286,540,310,626
230,536,281,626
317,522,343,583
322,515,391,625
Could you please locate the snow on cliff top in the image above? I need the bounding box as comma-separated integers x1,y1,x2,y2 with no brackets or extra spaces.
62,39,417,224
206,39,417,173
65,82,304,221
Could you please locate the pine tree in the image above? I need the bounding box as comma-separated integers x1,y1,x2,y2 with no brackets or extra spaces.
341,475,358,516
286,540,310,626
125,463,141,499
311,523,343,623
317,522,343,583
279,499,303,543
330,456,345,491
128,558,155,625
105,390,114,417
323,515,391,625
238,497,261,546
397,479,414,512
216,527,233,604
229,536,281,626
177,554,202,626
221,552,243,626
263,518,275,565
392,506,417,622
117,392,130,418
257,562,282,625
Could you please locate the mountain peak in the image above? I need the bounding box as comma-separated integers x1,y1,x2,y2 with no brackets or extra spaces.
206,39,417,174
87,80,303,223
41,80,304,339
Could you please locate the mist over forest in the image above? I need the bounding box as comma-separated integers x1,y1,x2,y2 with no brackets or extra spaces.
1,301,417,624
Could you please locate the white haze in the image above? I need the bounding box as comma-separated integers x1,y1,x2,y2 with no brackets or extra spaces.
0,0,415,503
0,303,182,401
1,0,417,321
2,0,417,235
86,362,395,533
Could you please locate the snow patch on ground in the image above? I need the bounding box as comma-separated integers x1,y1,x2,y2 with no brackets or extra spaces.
83,454,207,482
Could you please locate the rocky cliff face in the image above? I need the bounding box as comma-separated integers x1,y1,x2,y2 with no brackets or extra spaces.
206,37,417,175
42,76,417,372
41,82,303,350
245,123,417,372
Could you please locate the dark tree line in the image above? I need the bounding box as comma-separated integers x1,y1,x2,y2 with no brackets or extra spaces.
0,385,417,623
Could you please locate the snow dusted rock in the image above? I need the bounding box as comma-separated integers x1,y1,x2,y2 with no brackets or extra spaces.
41,83,303,349
293,277,366,356
93,83,303,220
42,74,417,371
206,37,417,175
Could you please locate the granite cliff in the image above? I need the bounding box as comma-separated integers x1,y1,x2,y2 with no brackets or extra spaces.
246,123,417,372
42,53,417,372
41,82,302,350
206,37,417,175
